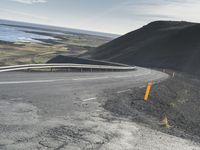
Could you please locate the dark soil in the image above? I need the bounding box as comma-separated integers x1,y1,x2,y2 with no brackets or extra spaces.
47,55,127,66
103,74,200,142
90,21,200,76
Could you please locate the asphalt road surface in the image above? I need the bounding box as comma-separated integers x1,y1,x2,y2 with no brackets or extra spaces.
0,67,199,150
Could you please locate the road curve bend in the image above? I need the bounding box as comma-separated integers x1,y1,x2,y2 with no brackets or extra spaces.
0,67,197,150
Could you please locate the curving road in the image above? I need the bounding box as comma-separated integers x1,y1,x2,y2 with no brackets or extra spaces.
1,67,198,150
0,67,166,117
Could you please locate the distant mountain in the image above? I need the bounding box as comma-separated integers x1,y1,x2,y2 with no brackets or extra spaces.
90,21,200,76
0,19,119,38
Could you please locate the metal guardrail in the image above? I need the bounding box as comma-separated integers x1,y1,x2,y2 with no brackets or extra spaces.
0,63,136,73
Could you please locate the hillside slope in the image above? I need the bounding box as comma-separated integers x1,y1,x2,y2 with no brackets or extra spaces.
47,55,126,66
90,21,200,75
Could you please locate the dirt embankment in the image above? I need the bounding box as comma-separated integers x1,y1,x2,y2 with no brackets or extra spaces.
103,73,200,142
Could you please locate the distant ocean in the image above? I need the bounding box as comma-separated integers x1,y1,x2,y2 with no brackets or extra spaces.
0,25,57,43
0,19,119,43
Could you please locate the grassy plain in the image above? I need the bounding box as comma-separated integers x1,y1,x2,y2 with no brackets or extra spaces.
0,31,111,66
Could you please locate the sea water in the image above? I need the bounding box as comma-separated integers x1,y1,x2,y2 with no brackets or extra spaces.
0,25,57,43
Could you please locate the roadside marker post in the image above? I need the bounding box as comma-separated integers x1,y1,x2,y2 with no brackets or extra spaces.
172,72,175,78
144,81,152,101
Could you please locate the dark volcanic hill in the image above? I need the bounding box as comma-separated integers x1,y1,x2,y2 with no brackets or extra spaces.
90,21,200,76
47,55,126,66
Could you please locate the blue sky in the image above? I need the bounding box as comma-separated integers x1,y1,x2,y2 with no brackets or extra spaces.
0,0,200,34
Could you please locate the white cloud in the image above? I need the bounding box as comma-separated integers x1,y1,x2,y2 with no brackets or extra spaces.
11,0,47,4
100,0,200,33
3,0,200,34
0,8,50,22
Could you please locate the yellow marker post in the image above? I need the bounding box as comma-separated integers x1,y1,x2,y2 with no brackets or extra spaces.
144,81,152,101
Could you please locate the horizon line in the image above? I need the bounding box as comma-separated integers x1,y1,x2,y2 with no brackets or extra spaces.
0,18,121,38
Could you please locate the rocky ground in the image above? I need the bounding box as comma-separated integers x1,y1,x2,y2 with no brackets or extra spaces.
103,72,200,144
1,94,200,150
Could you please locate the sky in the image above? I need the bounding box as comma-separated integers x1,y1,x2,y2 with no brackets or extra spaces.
0,0,200,34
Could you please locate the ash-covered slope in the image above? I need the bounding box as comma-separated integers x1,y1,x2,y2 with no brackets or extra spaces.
47,55,127,66
91,21,200,75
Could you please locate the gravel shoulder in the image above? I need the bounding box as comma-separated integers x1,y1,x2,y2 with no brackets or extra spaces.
1,96,199,150
103,73,200,144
